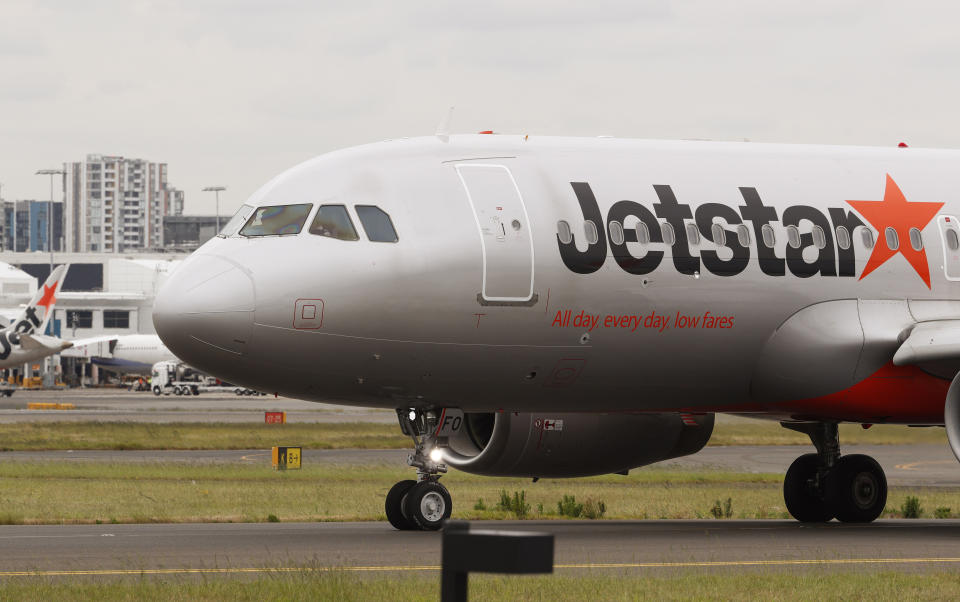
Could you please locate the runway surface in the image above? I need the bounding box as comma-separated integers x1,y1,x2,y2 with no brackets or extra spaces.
0,389,397,423
0,520,958,577
0,444,954,486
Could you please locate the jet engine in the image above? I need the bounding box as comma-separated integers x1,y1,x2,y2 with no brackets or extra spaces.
946,375,960,463
440,411,714,478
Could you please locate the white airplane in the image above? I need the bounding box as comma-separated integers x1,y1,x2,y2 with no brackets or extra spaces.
0,265,71,369
154,133,960,530
69,333,176,376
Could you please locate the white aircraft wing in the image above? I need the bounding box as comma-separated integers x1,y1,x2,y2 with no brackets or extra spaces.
892,321,960,365
69,335,120,349
61,335,119,359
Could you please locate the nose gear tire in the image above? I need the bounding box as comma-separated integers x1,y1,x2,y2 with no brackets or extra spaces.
401,481,452,531
784,453,834,523
826,454,887,523
385,480,418,530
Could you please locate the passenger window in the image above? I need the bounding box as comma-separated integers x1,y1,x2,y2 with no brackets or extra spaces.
686,223,700,245
219,204,254,237
661,222,676,246
584,220,599,245
636,222,650,245
711,223,726,247
761,224,775,248
609,221,625,245
909,227,923,251
737,224,751,247
813,226,826,250
836,226,851,250
239,204,313,237
557,220,572,244
355,205,399,242
309,205,359,241
861,228,875,249
948,229,960,251
885,227,899,250
786,225,800,249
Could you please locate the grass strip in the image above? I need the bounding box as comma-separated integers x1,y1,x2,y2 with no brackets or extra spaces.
0,461,954,524
2,571,960,600
711,421,946,446
0,420,945,450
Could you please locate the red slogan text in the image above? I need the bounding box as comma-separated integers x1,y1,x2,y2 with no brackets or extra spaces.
551,309,734,332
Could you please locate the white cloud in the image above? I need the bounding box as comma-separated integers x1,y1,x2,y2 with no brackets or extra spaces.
1,0,959,215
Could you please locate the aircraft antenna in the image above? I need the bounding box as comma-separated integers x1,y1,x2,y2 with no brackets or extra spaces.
435,106,455,142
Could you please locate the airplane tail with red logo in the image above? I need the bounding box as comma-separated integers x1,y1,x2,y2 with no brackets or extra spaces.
6,265,70,336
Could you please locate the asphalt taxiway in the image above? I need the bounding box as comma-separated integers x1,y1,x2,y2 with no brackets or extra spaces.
0,520,958,577
0,389,396,423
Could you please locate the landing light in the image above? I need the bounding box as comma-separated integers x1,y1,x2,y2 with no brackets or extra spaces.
429,448,444,462
408,410,417,421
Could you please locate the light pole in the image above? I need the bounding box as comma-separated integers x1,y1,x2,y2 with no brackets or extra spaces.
36,168,64,273
202,186,226,232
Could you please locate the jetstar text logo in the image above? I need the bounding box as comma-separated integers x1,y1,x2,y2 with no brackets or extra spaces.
557,175,943,288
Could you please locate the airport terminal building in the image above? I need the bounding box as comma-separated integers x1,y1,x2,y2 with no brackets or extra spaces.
0,252,186,384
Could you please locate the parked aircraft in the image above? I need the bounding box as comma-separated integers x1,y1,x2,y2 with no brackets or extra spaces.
154,134,960,530
70,334,176,375
0,265,71,369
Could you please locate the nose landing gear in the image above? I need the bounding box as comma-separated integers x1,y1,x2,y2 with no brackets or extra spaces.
781,422,888,523
385,409,452,531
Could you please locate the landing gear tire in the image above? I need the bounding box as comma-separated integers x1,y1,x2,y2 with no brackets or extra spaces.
153,386,161,396
385,480,418,531
401,481,452,531
827,454,887,523
784,453,834,523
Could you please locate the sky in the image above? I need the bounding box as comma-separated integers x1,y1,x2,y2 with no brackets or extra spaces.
2,1,959,217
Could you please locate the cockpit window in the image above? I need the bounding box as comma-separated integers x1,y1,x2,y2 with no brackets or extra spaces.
355,205,399,242
309,205,359,241
239,204,313,237
219,204,254,237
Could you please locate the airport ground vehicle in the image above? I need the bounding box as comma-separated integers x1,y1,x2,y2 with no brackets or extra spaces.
155,134,960,529
150,361,263,396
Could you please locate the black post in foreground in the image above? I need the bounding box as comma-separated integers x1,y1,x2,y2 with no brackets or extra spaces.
440,521,554,602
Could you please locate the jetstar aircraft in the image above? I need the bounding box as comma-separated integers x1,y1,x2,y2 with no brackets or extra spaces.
154,134,960,530
0,265,71,368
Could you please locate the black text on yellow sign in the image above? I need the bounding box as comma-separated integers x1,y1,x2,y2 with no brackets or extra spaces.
272,446,302,470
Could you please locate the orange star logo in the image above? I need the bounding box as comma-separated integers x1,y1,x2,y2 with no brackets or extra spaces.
36,282,58,312
846,175,943,288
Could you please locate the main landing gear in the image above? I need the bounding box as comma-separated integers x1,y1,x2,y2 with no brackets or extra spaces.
781,422,887,523
386,408,452,531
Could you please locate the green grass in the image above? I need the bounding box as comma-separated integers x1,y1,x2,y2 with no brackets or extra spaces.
709,419,947,446
0,420,945,451
0,461,953,524
2,572,960,601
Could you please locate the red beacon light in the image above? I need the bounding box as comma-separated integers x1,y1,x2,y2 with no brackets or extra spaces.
478,130,494,135
898,142,909,148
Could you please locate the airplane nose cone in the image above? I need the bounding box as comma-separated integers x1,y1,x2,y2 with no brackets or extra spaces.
154,255,255,363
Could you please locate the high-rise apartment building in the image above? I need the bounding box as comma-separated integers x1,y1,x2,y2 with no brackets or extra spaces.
64,155,184,252
2,200,63,252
